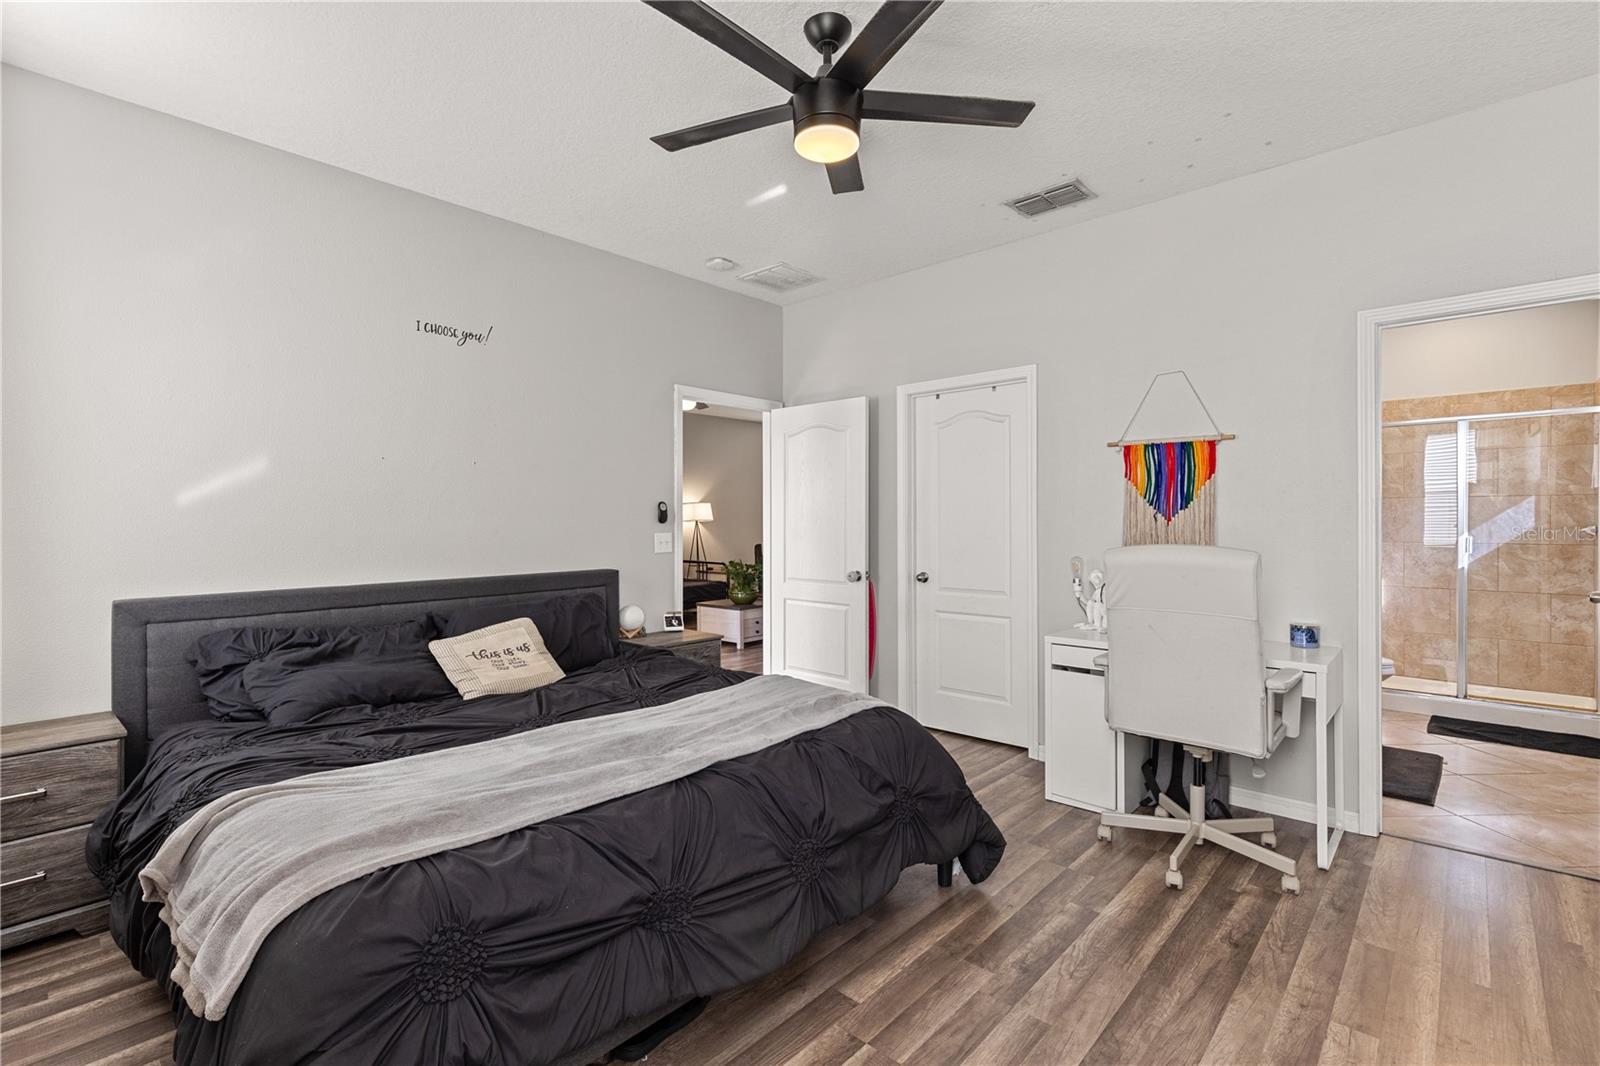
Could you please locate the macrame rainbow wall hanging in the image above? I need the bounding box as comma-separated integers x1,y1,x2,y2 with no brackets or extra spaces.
1121,439,1218,545
1109,371,1232,546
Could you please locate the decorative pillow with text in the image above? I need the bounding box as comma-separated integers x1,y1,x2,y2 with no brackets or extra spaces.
428,618,565,700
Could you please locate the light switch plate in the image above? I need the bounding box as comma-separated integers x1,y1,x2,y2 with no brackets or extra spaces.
654,532,672,554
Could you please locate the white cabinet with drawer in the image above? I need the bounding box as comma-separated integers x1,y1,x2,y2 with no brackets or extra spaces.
1044,633,1146,813
697,601,763,650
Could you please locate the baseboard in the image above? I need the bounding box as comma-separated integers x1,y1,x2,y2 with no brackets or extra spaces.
1230,787,1365,835
1382,689,1600,738
1028,745,1043,761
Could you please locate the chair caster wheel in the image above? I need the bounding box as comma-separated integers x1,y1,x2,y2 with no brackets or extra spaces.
1165,869,1184,890
1281,875,1300,895
1096,825,1113,843
1260,832,1277,849
1154,807,1170,818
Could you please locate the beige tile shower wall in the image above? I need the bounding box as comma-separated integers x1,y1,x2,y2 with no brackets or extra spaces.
1382,382,1598,698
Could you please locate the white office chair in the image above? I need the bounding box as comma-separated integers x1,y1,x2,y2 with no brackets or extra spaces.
1095,545,1304,894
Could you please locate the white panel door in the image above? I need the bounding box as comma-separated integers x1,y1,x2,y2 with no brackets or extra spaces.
765,397,869,691
911,382,1033,746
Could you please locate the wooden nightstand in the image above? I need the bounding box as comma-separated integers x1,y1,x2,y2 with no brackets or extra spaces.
622,630,724,670
1,712,125,950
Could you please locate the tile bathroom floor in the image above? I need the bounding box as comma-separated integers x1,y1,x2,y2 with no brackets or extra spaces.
1383,708,1600,878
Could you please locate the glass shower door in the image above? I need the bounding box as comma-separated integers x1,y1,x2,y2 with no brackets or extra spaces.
1464,409,1599,710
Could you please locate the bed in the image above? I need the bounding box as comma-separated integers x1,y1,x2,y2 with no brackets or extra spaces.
90,569,1005,1066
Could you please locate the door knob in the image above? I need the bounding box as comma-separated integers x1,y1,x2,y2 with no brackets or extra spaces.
1590,591,1600,604
846,570,862,582
915,572,929,583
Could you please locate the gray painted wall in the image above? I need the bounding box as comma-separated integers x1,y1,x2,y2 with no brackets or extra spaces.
1,68,782,723
782,77,1600,810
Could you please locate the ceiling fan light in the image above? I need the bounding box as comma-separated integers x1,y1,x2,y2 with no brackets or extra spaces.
793,116,860,164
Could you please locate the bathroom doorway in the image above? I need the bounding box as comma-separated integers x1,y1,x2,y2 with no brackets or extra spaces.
1371,294,1599,875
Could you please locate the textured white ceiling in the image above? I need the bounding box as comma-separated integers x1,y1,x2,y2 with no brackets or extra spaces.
4,2,1596,305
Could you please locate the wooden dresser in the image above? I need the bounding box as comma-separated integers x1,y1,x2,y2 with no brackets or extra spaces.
1,712,125,950
621,630,724,670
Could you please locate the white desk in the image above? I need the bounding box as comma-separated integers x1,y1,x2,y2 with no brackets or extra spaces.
1044,630,1345,869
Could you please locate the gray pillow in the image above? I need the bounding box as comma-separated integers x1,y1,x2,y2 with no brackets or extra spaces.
190,619,439,722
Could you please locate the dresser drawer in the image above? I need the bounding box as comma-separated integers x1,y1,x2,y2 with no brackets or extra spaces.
1,741,120,842
1049,642,1105,671
1,825,103,927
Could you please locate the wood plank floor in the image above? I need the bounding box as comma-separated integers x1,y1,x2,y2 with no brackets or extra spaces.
3,733,1595,1066
721,641,763,673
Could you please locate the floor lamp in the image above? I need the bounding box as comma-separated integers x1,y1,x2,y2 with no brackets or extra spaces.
684,500,714,576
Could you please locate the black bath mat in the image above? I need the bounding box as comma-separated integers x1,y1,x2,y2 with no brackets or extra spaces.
1427,716,1600,759
1382,745,1444,805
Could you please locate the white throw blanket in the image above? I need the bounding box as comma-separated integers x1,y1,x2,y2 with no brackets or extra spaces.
140,674,882,1020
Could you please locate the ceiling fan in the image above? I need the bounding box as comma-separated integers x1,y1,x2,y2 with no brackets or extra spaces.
644,0,1035,194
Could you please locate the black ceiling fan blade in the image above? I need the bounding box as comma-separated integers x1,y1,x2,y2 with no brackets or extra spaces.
826,154,864,194
828,1,943,89
643,1,810,93
861,90,1034,127
651,104,792,152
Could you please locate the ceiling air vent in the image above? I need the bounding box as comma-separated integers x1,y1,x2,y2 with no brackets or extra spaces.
737,262,821,292
1005,178,1094,219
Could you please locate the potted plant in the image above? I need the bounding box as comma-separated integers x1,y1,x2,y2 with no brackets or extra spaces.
724,559,762,605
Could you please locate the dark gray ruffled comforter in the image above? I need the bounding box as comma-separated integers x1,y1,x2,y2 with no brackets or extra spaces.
89,646,1005,1065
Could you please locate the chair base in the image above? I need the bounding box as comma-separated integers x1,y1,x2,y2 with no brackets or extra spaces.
1097,783,1300,895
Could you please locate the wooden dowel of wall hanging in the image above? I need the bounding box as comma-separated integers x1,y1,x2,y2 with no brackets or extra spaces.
1105,433,1237,449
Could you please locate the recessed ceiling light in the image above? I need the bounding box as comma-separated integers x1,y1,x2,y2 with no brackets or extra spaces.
704,256,738,272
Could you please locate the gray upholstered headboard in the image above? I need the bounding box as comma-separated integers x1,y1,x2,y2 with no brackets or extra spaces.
111,569,618,781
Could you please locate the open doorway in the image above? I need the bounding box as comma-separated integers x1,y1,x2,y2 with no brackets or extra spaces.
673,385,780,674
1362,285,1599,877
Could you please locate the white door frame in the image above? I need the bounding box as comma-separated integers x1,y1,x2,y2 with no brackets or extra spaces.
1355,273,1599,837
672,386,782,656
896,365,1040,753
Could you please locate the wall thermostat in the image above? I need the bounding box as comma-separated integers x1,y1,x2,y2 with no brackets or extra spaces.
657,501,669,524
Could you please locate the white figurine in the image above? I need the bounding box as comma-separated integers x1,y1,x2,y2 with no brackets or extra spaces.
1071,558,1108,633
